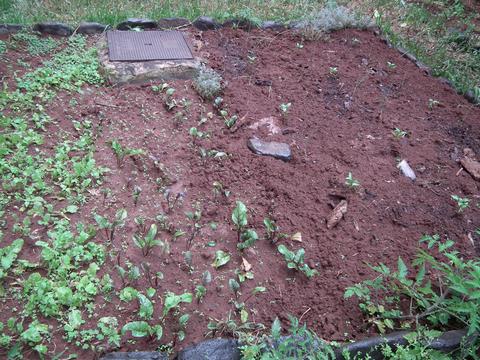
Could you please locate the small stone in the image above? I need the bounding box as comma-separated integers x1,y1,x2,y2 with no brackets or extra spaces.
0,24,24,34
117,18,157,30
77,22,108,34
157,17,190,29
247,137,292,161
33,22,73,36
192,16,221,31
261,21,285,31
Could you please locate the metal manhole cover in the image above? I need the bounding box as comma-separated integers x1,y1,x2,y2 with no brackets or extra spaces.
107,31,193,61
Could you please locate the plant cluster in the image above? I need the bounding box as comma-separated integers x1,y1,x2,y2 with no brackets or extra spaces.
232,201,259,251
277,245,318,278
344,234,480,354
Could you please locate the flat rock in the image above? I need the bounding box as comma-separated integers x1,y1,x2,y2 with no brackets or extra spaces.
176,339,240,360
222,19,258,30
33,22,73,36
77,22,108,34
117,18,157,30
157,17,190,29
192,16,221,31
0,24,24,34
98,37,201,84
100,352,168,360
247,137,292,161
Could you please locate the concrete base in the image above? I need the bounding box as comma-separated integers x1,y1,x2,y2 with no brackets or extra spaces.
97,38,201,85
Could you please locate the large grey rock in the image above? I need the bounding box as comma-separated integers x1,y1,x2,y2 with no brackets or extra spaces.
77,22,108,34
117,18,157,30
176,339,240,360
33,22,73,36
158,17,190,29
98,37,201,84
101,352,168,360
192,16,221,31
261,21,285,31
247,137,292,161
0,24,24,34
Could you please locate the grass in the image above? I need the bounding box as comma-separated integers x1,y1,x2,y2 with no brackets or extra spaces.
0,0,322,25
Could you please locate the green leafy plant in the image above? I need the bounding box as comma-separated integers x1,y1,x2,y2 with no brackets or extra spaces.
329,66,338,76
109,140,144,167
428,98,440,109
177,313,190,342
164,87,177,111
0,238,23,281
451,195,470,213
232,201,258,250
240,316,337,360
277,244,318,278
345,172,360,189
133,224,168,256
344,234,480,351
121,321,162,340
387,61,397,69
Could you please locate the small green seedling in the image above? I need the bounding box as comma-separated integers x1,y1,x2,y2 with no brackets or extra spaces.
345,172,360,189
329,67,338,76
263,218,279,243
110,140,144,167
392,128,407,138
296,42,304,49
224,114,238,129
133,224,168,256
277,244,318,278
428,99,440,109
177,313,190,342
451,195,470,213
195,285,206,303
228,278,241,298
212,250,231,268
122,321,162,340
94,208,127,242
232,201,259,250
133,185,142,206
165,87,177,111
279,103,291,116
387,62,396,69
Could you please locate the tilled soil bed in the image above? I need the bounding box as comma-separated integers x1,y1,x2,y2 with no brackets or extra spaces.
0,27,479,358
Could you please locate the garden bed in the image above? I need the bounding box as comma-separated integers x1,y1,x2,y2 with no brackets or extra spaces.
0,25,479,359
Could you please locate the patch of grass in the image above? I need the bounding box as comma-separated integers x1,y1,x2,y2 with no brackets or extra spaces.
365,0,480,102
193,66,223,100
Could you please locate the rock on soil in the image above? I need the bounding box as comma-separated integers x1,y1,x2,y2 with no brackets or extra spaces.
0,24,24,34
460,148,480,181
77,22,108,34
117,18,157,30
157,17,190,29
176,339,240,360
33,22,73,36
192,16,221,31
247,137,292,161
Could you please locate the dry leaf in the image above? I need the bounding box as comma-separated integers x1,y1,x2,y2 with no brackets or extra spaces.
327,200,348,229
241,257,252,272
291,232,302,242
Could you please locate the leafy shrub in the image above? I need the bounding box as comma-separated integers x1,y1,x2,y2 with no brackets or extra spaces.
193,66,222,100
